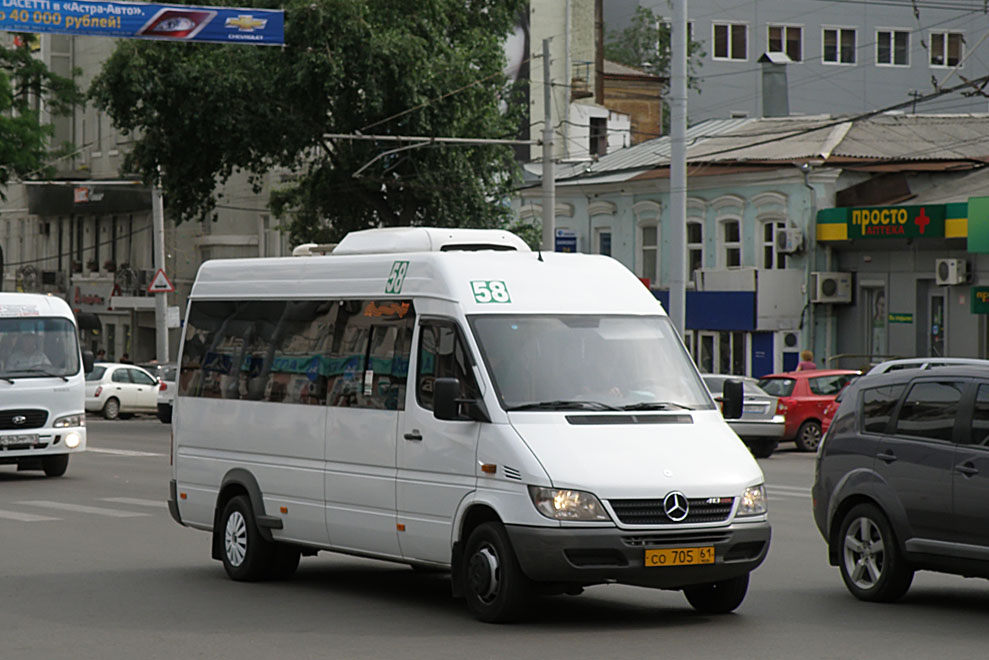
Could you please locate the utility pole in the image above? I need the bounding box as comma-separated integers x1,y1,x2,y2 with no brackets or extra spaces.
151,177,168,363
541,37,555,252
668,0,688,337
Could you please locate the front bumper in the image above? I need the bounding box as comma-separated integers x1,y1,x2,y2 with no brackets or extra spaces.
506,521,770,589
0,427,86,463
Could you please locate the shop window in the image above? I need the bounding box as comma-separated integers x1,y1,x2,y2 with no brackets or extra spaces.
823,27,856,64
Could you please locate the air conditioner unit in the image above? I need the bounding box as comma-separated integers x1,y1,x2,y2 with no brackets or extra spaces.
811,271,852,304
775,227,804,254
935,258,967,286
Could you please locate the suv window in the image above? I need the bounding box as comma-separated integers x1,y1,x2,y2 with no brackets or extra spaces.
757,377,794,397
893,381,965,442
971,384,989,446
861,385,904,433
809,374,855,395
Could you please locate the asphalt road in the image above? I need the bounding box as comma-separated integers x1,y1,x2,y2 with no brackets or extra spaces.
2,418,988,660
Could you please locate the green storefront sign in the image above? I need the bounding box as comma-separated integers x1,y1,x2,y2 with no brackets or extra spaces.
972,287,989,314
848,205,945,239
888,313,913,324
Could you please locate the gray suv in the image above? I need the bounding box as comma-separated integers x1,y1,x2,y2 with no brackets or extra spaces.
813,365,989,602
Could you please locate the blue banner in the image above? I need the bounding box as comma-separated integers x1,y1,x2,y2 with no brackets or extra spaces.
0,0,284,45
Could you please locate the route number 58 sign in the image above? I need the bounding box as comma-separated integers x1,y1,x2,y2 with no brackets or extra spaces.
471,280,511,304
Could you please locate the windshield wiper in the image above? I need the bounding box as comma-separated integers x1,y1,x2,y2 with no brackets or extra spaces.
508,400,622,411
10,369,69,382
621,401,694,411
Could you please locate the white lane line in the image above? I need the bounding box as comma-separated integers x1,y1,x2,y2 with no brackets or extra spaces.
17,500,150,518
767,485,812,499
0,509,60,522
100,497,168,509
86,447,164,457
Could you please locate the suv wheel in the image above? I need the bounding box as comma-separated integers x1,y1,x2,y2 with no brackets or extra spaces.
837,503,913,602
795,420,822,452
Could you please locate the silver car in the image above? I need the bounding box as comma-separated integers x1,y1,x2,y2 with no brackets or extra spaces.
703,375,785,458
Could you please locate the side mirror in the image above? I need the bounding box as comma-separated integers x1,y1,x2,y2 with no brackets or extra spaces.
433,377,490,422
722,379,744,420
82,350,95,374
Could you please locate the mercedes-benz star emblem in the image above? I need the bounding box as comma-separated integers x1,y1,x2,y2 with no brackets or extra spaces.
12,415,27,426
663,491,689,522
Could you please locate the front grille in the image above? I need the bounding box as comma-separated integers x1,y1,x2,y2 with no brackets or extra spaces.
622,531,732,547
609,497,735,525
0,409,48,430
564,549,629,567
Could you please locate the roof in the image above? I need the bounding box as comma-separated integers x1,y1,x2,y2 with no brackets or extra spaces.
554,114,989,185
603,59,661,79
909,167,989,205
0,293,73,319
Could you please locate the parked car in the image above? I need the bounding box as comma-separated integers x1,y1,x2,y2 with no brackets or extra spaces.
156,363,178,423
702,375,785,458
813,365,989,602
84,363,159,419
866,357,989,375
757,369,859,451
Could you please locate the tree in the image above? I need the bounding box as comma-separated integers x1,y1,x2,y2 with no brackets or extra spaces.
89,0,529,244
0,38,81,194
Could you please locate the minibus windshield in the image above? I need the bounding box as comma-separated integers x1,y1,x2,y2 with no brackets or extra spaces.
0,318,80,379
469,315,715,412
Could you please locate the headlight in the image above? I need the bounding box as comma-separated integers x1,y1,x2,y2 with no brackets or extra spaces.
53,414,85,428
528,486,611,521
737,484,768,516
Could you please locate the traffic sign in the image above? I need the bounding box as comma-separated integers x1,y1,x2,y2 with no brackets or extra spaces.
147,268,175,293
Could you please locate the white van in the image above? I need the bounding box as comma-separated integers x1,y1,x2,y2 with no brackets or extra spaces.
0,293,90,477
169,227,770,622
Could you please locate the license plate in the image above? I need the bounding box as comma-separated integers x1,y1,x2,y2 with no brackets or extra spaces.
1,434,38,446
645,546,715,567
743,404,765,413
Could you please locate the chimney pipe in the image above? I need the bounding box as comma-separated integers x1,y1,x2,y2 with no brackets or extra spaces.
758,52,790,118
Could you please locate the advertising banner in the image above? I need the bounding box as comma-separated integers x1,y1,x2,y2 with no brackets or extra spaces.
0,0,284,45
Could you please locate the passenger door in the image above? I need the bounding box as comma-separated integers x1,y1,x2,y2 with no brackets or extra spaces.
878,379,965,544
110,367,136,410
396,319,481,564
951,382,989,550
129,368,158,411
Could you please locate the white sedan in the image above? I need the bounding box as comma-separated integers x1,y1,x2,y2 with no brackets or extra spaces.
85,363,159,419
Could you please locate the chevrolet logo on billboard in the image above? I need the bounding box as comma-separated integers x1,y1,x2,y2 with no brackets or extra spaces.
225,15,267,31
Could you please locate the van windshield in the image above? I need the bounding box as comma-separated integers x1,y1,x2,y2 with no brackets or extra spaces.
469,315,714,412
0,317,81,379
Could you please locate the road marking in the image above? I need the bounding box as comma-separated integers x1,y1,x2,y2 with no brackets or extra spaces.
100,497,168,509
86,447,165,458
0,509,60,522
17,500,150,518
767,484,812,499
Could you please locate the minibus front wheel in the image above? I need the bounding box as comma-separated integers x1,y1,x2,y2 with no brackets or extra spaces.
219,495,273,581
462,521,531,623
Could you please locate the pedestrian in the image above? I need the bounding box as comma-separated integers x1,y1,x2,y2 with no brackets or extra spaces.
796,350,817,371
95,348,106,362
119,352,133,364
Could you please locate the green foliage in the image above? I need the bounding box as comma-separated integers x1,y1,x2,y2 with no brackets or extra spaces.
604,5,705,92
0,39,81,194
89,0,528,244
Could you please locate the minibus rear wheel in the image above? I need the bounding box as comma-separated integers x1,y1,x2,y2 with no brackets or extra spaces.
462,521,531,623
219,495,273,581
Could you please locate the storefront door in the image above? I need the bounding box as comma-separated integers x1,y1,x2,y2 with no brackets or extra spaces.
930,293,946,356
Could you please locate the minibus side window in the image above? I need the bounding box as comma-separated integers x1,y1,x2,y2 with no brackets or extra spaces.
416,321,479,411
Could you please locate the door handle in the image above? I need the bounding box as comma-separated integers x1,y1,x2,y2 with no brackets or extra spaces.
403,431,423,442
956,462,979,477
877,450,897,463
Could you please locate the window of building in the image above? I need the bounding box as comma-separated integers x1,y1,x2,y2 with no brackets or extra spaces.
761,220,786,270
639,224,659,285
722,220,741,268
894,381,964,442
589,116,607,157
416,321,480,412
823,27,856,64
698,331,746,375
714,23,747,61
595,228,612,256
930,31,963,67
687,220,704,282
876,29,909,66
768,25,801,62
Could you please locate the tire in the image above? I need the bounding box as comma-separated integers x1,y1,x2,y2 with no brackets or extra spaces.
218,495,273,581
42,454,69,477
683,573,749,614
462,521,531,623
837,503,913,602
102,397,120,420
795,420,822,452
267,544,301,580
748,438,778,459
157,404,172,424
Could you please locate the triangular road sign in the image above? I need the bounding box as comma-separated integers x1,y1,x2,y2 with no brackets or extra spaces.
147,268,175,293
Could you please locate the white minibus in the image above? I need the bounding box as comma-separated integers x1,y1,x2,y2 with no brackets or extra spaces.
0,293,91,477
169,227,770,622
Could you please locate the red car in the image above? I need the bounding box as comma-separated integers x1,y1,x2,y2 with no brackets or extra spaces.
756,369,859,452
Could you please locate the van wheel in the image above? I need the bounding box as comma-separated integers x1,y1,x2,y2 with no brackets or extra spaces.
462,522,531,623
683,573,749,614
102,397,120,420
267,544,301,580
42,454,69,477
219,495,273,581
795,421,822,452
837,503,913,602
748,438,778,459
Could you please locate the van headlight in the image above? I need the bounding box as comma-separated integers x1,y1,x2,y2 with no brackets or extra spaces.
737,484,768,516
528,486,611,521
53,414,85,428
